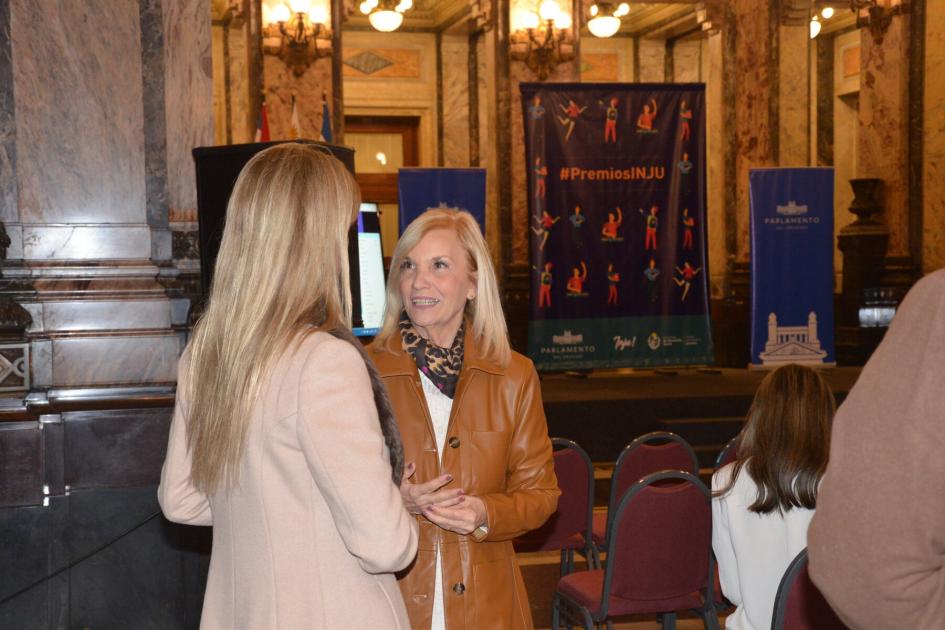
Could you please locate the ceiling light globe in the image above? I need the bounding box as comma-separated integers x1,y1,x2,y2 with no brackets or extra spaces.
369,8,404,31
588,15,620,38
539,0,561,21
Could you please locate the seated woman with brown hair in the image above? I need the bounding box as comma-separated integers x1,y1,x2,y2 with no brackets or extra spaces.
712,363,836,630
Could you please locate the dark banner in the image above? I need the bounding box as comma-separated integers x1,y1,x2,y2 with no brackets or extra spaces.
522,82,713,371
398,168,487,235
749,168,835,367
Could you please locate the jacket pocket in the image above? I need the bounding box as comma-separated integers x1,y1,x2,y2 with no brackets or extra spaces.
468,430,511,492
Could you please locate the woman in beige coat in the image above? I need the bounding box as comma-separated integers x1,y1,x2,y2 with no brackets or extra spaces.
158,144,418,629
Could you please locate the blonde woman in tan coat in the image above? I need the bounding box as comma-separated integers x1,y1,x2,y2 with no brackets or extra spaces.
158,144,418,629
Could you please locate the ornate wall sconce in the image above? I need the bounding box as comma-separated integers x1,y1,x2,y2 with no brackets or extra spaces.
262,0,332,76
587,2,630,38
851,0,907,44
510,1,575,81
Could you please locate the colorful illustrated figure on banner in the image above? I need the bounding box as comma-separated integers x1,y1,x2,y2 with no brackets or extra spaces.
640,204,659,250
682,209,695,249
556,99,588,142
570,205,585,249
680,100,692,142
566,261,588,297
674,262,701,301
532,209,560,251
637,98,658,134
607,264,621,305
601,207,623,242
604,97,619,144
535,262,553,308
522,82,712,370
644,259,661,303
678,153,693,195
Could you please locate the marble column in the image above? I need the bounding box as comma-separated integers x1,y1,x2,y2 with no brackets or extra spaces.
441,34,471,168
857,12,911,259
778,21,810,166
2,0,212,390
923,0,945,272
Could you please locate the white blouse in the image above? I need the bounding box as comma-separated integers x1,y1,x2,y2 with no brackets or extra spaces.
419,370,453,630
711,462,814,630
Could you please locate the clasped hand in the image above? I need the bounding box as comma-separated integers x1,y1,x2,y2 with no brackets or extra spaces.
400,462,487,536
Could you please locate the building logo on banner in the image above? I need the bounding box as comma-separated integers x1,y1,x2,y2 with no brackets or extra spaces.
521,82,714,371
758,312,828,366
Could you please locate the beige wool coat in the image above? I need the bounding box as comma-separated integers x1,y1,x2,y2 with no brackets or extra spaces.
159,331,419,630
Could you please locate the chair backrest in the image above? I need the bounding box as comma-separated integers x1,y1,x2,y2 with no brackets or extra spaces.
771,548,848,630
609,431,699,518
715,435,740,471
602,471,713,616
516,438,594,551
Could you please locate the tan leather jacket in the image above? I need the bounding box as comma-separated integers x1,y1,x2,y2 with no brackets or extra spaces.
368,328,559,630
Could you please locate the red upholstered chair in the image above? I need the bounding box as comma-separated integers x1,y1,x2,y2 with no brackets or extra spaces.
771,548,848,630
592,432,699,563
552,471,719,630
714,435,740,471
514,438,595,576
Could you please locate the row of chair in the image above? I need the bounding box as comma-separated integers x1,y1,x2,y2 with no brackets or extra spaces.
515,432,845,630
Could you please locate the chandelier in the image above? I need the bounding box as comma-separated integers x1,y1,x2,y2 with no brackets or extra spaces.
510,1,575,81
359,0,415,33
262,0,332,76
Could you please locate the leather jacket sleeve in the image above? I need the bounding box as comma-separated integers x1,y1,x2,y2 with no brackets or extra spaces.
479,361,559,541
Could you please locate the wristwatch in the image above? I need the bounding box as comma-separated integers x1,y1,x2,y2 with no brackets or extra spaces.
470,524,489,542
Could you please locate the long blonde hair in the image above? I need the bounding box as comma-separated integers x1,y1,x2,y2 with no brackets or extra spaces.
185,143,360,494
375,208,511,366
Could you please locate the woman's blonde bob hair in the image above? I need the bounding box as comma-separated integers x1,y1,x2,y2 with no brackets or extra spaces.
375,208,511,366
185,143,360,494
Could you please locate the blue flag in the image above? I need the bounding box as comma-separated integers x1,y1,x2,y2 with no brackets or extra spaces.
321,94,333,143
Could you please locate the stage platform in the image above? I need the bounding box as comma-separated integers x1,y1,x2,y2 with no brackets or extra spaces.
538,366,862,466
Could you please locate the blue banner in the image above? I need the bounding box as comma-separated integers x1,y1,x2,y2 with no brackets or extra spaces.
397,168,486,235
522,83,713,371
749,168,835,366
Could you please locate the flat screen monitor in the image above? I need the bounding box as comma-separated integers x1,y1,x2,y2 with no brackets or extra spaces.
354,202,386,337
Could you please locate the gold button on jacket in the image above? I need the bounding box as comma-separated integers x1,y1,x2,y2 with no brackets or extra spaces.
368,327,559,630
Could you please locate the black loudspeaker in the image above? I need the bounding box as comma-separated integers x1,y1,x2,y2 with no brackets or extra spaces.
191,140,363,327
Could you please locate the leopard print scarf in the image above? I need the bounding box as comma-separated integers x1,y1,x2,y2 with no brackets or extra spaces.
399,312,464,399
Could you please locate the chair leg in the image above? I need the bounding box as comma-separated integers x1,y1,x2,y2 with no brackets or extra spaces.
605,619,614,630
662,611,677,630
559,550,567,577
551,593,561,630
701,606,720,630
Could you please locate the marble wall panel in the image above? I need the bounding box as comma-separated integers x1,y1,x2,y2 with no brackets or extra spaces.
733,0,775,261
0,422,43,507
228,23,253,144
833,31,860,285
164,0,214,217
30,339,52,388
263,55,332,142
39,300,171,333
858,18,909,257
637,39,666,83
924,2,945,272
441,35,470,168
11,0,147,227
0,0,17,228
581,37,633,82
778,25,810,166
64,410,171,490
22,225,152,261
704,33,727,299
51,334,179,387
477,32,501,261
673,40,702,83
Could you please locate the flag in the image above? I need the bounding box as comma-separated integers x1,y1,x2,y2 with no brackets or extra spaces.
290,93,302,140
254,100,271,143
320,90,333,143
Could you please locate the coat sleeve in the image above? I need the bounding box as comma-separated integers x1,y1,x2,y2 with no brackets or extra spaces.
479,361,560,541
296,336,419,574
158,351,213,526
807,272,945,629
